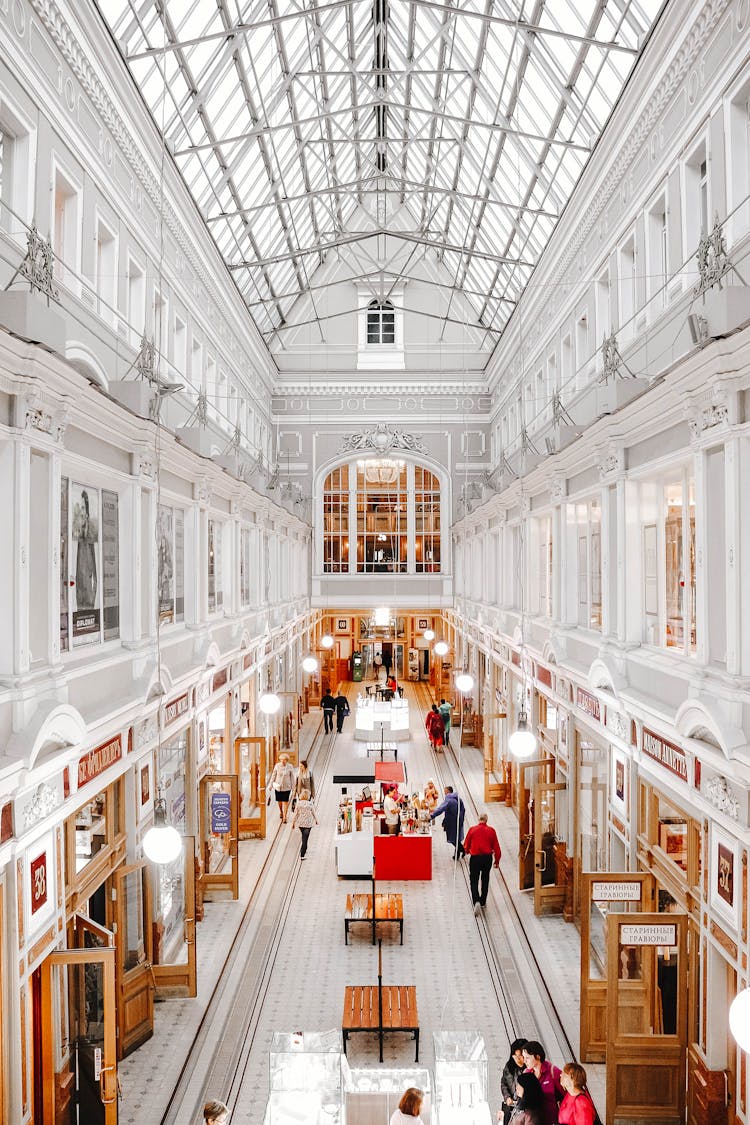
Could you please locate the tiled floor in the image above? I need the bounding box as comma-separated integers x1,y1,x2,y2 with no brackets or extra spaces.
119,684,605,1124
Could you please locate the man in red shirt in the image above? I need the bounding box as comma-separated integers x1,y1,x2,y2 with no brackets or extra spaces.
462,813,501,915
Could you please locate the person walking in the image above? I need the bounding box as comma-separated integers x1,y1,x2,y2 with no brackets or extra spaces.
335,692,350,732
438,698,452,747
202,1101,229,1125
463,813,501,914
557,1064,596,1125
429,785,465,858
292,790,319,860
522,1042,564,1125
373,651,383,681
498,1039,528,1124
294,759,315,801
425,704,445,750
321,691,336,734
269,753,295,823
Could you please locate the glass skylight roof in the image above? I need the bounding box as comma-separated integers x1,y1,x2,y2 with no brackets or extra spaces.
98,0,663,354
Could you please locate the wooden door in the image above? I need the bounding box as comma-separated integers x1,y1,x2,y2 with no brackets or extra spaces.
199,774,239,899
579,872,655,1062
113,861,154,1058
40,946,118,1124
234,736,267,838
150,835,197,998
606,911,687,1124
518,758,554,891
533,781,566,915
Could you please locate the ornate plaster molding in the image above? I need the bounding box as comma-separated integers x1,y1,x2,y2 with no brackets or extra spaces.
597,446,625,479
13,391,68,443
20,782,58,830
132,448,157,481
341,422,426,454
705,774,739,821
688,402,729,439
194,477,212,504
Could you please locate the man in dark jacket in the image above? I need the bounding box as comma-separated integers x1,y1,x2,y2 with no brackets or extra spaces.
321,691,336,733
429,786,465,859
334,693,350,733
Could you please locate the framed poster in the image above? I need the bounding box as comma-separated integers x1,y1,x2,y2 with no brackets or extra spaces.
71,483,101,646
711,826,739,929
417,617,429,630
140,763,150,806
336,617,349,633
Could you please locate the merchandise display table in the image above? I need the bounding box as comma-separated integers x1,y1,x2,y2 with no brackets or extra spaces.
373,834,432,880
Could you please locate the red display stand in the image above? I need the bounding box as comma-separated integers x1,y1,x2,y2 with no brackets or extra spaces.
373,835,432,880
375,761,406,786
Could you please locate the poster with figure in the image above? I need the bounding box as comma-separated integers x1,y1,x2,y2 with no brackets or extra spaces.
102,490,119,640
158,505,175,622
71,483,100,645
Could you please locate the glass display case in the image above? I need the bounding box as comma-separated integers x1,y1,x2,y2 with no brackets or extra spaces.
335,799,375,876
264,1031,347,1125
346,1066,432,1123
354,697,410,741
433,1032,491,1125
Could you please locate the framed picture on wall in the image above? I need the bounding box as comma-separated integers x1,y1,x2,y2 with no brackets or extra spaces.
336,617,349,633
140,763,150,805
417,617,429,630
711,825,739,929
614,755,626,806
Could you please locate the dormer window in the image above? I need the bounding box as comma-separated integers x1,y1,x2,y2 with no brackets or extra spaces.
357,286,404,369
367,300,395,345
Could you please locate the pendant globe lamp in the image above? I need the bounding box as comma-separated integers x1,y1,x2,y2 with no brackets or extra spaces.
433,640,449,657
143,793,183,864
456,671,475,693
302,655,319,674
423,627,435,641
730,989,750,1052
508,709,537,758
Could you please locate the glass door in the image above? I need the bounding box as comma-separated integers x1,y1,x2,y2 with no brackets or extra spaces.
40,947,118,1124
533,780,567,916
113,862,154,1058
234,736,267,839
517,758,554,891
199,775,239,899
151,835,197,998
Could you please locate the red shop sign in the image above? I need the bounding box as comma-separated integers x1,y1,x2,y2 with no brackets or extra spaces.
78,735,122,788
30,852,48,914
576,687,601,723
163,692,190,726
642,727,689,783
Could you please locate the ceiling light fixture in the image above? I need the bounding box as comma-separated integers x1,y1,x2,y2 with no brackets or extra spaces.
142,794,182,865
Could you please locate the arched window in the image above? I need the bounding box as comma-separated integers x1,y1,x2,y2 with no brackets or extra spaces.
321,459,442,574
366,300,395,345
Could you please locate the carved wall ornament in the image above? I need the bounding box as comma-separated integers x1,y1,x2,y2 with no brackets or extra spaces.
133,715,158,749
195,477,212,504
693,214,733,297
598,448,625,479
341,422,426,454
133,450,157,480
14,393,68,443
705,775,740,821
606,708,628,741
21,783,58,830
688,402,729,439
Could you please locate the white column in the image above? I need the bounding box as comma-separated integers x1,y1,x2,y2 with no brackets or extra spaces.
14,441,31,676
725,436,741,675
407,461,416,573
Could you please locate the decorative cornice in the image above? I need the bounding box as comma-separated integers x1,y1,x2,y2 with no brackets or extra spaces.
688,402,729,440
13,390,67,444
341,422,426,454
597,446,625,479
705,774,739,822
20,782,58,830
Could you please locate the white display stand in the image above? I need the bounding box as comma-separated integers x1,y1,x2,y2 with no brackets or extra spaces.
335,808,375,877
354,697,410,742
433,1031,492,1125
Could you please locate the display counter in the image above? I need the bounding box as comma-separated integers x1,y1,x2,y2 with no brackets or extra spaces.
433,1031,491,1125
373,834,432,880
346,1066,432,1124
335,802,375,877
354,696,410,742
264,1030,345,1125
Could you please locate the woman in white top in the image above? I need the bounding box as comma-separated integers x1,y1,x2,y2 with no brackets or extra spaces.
269,754,295,823
383,786,401,835
291,791,318,859
390,1088,424,1125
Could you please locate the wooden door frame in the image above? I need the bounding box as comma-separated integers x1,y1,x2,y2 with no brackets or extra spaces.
606,910,687,1124
151,835,197,998
73,912,115,948
533,780,566,916
40,946,118,1124
579,871,655,1062
199,774,239,899
113,861,154,1059
517,758,555,890
234,736,267,839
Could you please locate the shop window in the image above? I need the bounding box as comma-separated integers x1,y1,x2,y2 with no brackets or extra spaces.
575,497,601,630
356,459,407,573
207,519,224,612
51,162,81,293
240,526,252,607
157,504,185,625
159,730,188,835
618,232,637,342
415,465,441,573
578,734,608,872
0,95,34,239
60,478,120,651
656,795,688,873
95,216,117,325
67,780,124,881
643,474,696,653
683,137,709,278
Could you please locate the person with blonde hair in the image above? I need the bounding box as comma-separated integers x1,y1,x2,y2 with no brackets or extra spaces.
269,753,295,823
292,789,319,860
558,1063,596,1125
390,1087,425,1124
423,779,439,812
202,1100,228,1124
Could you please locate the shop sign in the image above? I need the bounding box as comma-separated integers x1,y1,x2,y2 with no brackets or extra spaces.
620,922,676,946
717,843,734,907
212,667,229,692
78,736,122,788
211,792,231,834
536,664,552,688
592,881,642,902
30,852,48,914
576,687,601,723
163,692,190,727
642,727,688,783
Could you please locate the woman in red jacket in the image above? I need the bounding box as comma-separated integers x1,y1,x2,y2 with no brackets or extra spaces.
425,704,445,750
557,1063,596,1125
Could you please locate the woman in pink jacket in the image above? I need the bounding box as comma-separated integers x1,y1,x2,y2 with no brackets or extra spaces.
522,1042,563,1125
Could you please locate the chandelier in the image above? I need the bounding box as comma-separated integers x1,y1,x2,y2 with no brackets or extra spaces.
358,458,403,485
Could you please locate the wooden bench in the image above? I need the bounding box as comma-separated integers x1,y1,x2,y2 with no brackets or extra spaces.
345,893,404,945
342,984,419,1062
365,741,398,759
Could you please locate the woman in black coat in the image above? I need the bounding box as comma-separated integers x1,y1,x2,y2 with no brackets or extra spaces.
498,1039,527,1124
